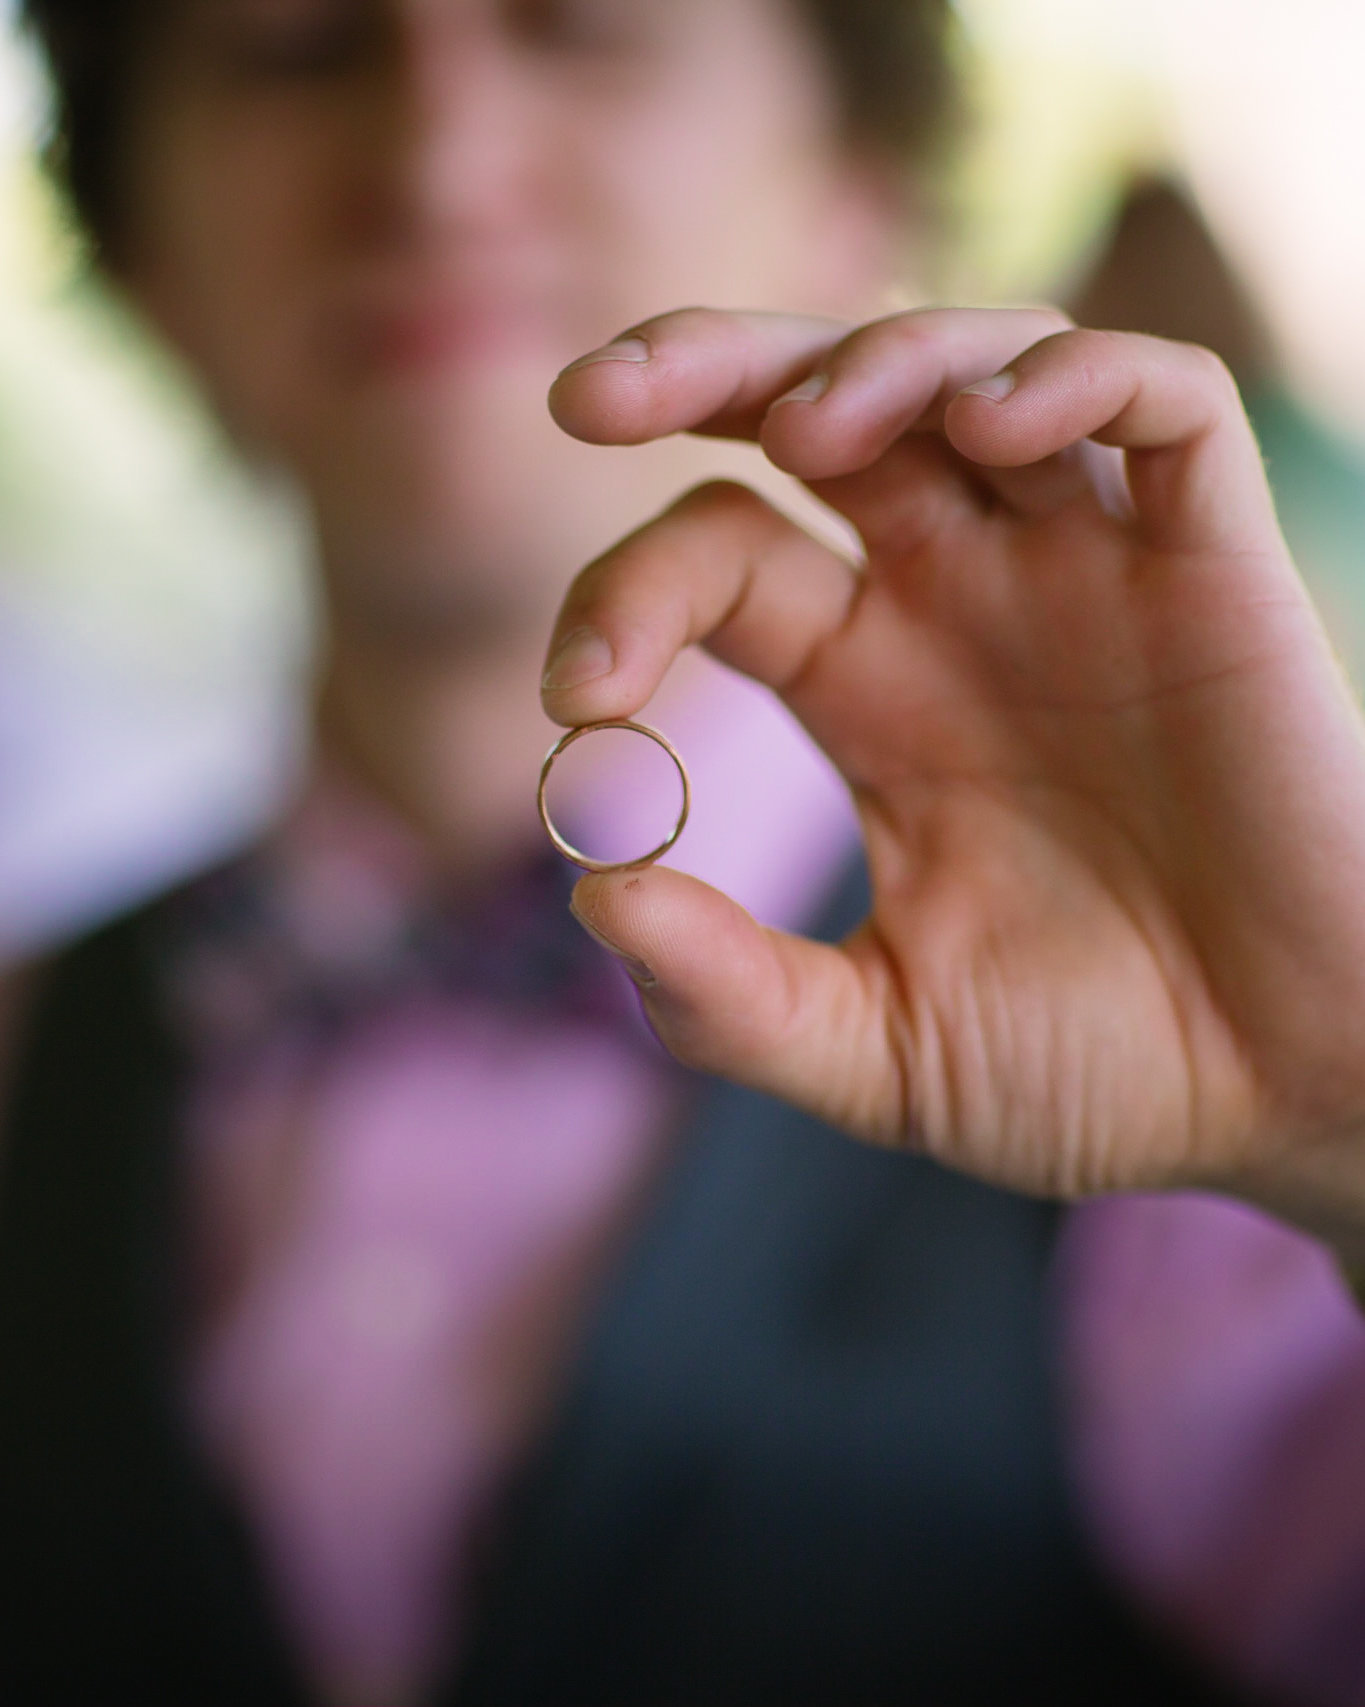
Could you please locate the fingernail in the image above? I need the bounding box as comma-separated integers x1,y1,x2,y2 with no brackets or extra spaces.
561,335,651,374
569,903,657,988
960,370,1016,403
542,626,614,692
775,371,830,406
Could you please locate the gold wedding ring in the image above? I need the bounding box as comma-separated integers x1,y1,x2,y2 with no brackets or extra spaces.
538,720,691,874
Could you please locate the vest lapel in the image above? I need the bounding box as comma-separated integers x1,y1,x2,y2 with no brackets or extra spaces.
0,909,309,1705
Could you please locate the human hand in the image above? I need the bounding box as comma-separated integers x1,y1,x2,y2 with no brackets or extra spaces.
542,307,1365,1254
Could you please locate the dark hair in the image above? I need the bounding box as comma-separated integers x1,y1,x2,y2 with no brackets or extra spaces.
801,0,960,174
21,0,960,262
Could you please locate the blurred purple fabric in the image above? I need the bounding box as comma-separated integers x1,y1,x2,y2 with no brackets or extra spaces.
1059,1192,1365,1706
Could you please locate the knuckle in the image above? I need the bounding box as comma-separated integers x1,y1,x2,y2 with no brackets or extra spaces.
825,308,939,374
626,304,739,361
1039,325,1127,388
671,478,764,524
1181,340,1241,399
577,516,676,600
633,304,710,340
861,307,943,355
566,551,623,614
1061,325,1126,361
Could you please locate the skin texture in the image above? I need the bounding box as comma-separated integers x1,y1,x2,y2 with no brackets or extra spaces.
542,306,1365,1260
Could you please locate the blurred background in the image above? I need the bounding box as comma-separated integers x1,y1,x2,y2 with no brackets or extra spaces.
2,0,1363,964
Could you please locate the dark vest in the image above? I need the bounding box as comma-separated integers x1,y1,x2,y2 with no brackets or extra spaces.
0,872,1254,1705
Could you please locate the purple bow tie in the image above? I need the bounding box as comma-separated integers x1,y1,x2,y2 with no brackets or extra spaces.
156,848,640,1065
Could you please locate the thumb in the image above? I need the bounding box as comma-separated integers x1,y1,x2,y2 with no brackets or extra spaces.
570,864,899,1142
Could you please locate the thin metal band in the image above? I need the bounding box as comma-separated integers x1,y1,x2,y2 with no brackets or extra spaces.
537,719,691,874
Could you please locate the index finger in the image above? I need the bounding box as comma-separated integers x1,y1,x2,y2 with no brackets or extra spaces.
549,308,848,445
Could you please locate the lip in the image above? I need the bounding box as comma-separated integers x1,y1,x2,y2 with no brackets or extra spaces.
322,288,557,381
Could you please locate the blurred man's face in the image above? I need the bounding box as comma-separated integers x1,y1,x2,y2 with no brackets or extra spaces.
124,0,898,633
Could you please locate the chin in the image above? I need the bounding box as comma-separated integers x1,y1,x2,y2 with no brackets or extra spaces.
325,528,559,645
313,360,572,481
314,443,594,637
308,386,643,564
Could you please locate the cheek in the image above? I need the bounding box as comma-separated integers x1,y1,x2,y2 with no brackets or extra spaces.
127,106,335,445
566,79,845,319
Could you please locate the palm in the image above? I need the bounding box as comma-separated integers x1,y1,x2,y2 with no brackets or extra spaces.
546,308,1365,1212
789,471,1283,1190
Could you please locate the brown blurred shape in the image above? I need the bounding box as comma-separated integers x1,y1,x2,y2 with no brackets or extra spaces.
1069,176,1278,391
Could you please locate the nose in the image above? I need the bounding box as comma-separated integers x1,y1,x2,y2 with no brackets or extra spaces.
349,13,543,248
